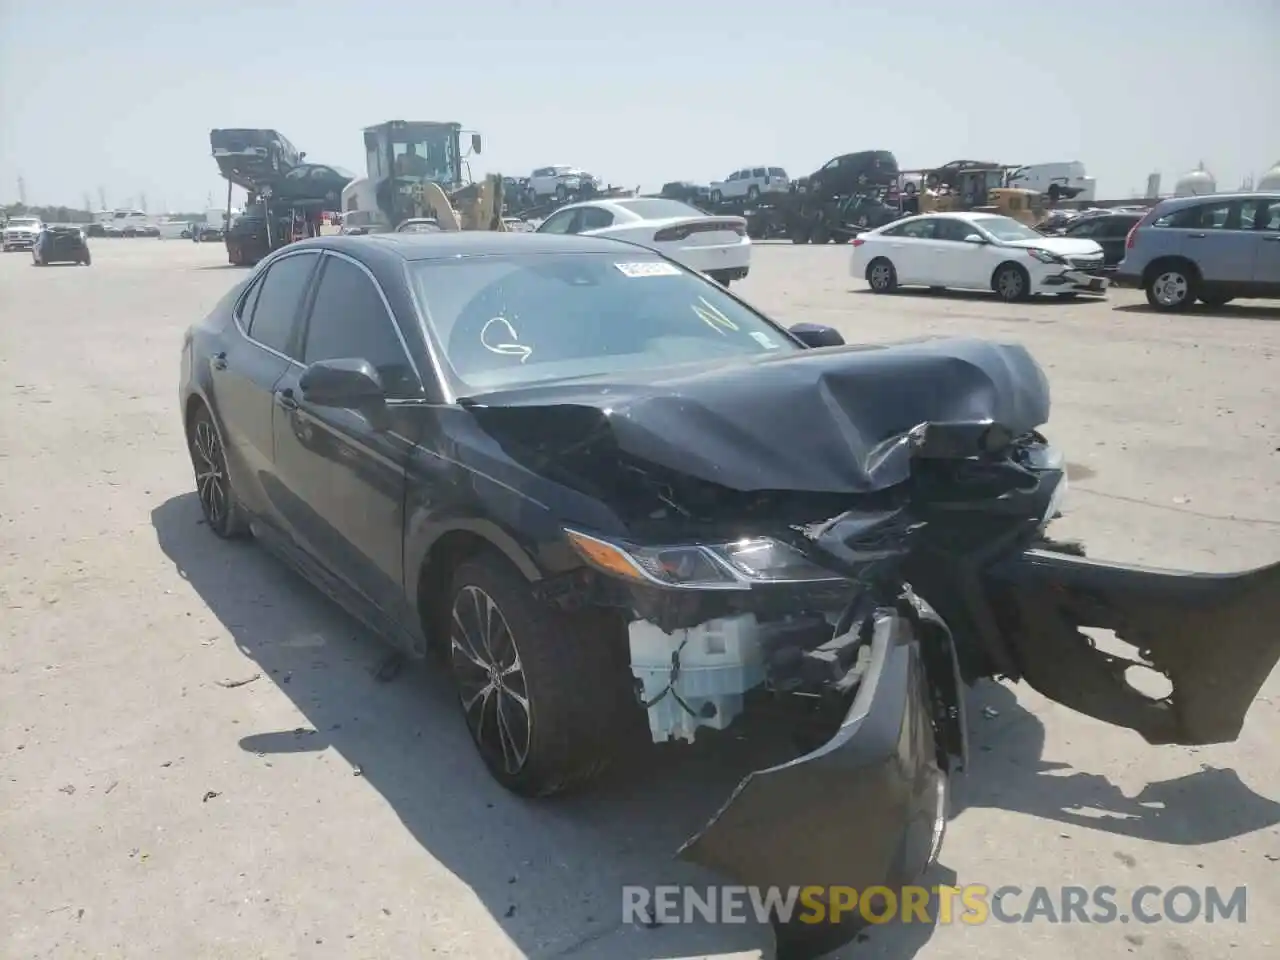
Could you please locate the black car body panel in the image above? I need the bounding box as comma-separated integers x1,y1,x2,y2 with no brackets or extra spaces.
461,337,1050,496
178,234,1278,960
987,550,1280,746
33,227,90,264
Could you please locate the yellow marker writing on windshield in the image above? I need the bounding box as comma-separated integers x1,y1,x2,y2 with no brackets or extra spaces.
691,296,739,335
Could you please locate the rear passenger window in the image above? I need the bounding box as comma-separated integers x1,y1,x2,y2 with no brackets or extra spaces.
768,167,787,178
752,168,766,178
246,252,318,356
1258,200,1280,231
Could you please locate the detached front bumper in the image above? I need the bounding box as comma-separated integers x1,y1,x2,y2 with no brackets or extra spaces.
678,608,948,956
986,550,1280,746
1034,267,1109,296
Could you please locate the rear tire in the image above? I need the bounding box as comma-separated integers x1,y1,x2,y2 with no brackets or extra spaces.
993,262,1031,302
447,552,639,797
866,257,898,293
187,404,250,539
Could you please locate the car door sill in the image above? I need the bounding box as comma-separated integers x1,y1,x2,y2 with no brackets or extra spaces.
249,518,422,656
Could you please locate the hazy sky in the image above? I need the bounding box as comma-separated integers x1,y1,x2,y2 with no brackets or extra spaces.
2,0,1277,211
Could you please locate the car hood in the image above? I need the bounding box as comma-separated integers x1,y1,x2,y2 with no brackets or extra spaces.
461,337,1051,496
1003,235,1103,257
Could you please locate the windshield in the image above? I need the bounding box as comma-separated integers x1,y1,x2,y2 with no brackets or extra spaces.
411,252,800,394
611,198,703,220
8,218,39,226
392,132,457,184
971,216,1042,242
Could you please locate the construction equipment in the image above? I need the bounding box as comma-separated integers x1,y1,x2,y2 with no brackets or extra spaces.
363,120,489,230
408,176,507,231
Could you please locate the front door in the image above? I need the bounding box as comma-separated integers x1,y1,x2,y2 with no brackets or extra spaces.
270,252,423,622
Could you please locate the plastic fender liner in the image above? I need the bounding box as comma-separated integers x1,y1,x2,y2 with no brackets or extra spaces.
677,609,948,957
985,551,1280,746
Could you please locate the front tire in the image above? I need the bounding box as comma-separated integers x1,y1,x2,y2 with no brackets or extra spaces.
866,257,898,293
187,405,250,538
993,262,1031,302
1145,266,1196,311
447,553,639,797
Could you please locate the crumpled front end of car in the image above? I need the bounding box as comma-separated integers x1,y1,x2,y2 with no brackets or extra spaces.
463,336,1280,958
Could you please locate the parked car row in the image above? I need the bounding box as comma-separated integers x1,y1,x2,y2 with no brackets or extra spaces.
844,192,1280,310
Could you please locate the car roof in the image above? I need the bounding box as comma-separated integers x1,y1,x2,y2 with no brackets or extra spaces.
298,231,649,261
1155,192,1279,210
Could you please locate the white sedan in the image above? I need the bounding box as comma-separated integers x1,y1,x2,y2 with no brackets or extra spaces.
849,211,1108,301
536,197,751,285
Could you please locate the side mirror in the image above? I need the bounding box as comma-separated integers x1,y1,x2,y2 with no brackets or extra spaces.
963,234,987,244
299,358,385,409
789,322,845,348
471,133,482,155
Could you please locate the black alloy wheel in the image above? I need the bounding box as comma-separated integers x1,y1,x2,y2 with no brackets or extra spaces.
188,407,248,538
450,582,533,781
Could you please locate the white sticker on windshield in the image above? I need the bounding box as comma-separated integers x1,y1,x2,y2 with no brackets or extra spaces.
614,261,681,278
750,331,780,349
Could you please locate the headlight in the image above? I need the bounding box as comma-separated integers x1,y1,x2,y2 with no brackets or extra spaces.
1026,248,1067,265
1024,444,1068,527
564,529,845,591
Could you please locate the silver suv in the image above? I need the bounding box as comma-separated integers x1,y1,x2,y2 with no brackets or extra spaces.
1115,192,1280,311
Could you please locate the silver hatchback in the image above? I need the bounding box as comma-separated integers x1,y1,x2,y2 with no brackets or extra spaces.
1115,192,1280,310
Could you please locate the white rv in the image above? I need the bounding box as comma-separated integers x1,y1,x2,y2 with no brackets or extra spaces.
1006,162,1096,202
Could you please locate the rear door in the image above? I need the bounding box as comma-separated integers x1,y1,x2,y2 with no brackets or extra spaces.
877,218,939,283
1251,197,1280,289
215,250,321,523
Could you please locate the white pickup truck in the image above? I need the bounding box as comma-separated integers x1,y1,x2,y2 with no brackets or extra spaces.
3,216,44,251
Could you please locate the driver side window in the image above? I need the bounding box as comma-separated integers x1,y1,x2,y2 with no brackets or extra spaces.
537,209,578,234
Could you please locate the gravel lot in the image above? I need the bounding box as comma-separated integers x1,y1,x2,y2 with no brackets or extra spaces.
2,238,1277,960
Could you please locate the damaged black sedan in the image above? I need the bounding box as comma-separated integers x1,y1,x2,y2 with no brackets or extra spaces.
179,232,1280,955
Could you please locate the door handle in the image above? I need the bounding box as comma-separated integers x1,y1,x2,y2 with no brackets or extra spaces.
275,387,298,411
210,351,227,371
1187,233,1206,239
1263,235,1280,242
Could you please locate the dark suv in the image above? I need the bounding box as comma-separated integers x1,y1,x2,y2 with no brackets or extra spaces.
32,225,91,265
799,150,899,199
1116,193,1280,310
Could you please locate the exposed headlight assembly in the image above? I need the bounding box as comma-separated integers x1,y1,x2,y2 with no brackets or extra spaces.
1023,443,1068,527
564,529,845,591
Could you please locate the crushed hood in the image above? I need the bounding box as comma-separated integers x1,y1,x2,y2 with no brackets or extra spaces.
463,337,1050,495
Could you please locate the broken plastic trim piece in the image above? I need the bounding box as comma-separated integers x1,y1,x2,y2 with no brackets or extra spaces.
678,608,947,919
986,551,1280,746
563,528,847,591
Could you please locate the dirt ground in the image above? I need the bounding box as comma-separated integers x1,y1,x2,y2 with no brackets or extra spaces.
2,238,1277,960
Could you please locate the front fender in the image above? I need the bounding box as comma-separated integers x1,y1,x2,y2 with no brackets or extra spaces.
985,550,1280,745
